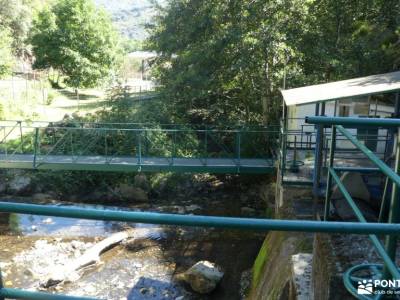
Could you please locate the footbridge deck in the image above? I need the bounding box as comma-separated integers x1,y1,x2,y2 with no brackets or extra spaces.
0,121,278,174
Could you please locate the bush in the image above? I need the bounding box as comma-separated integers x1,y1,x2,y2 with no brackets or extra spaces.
46,91,57,105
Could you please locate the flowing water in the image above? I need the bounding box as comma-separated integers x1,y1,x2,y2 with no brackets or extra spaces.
0,183,266,300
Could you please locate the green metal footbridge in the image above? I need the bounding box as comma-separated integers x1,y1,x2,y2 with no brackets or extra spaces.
0,121,278,174
2,116,400,300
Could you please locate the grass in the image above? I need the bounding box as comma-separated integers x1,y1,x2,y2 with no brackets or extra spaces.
0,75,109,121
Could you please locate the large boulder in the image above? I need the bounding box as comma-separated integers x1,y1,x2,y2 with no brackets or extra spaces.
180,261,224,294
8,176,31,194
114,184,148,202
331,172,370,202
134,174,150,191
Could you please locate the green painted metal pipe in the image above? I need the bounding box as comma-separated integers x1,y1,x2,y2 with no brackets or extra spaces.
384,128,400,279
1,202,400,235
333,167,380,173
335,125,400,187
0,288,98,300
306,116,400,127
329,167,400,279
324,126,336,220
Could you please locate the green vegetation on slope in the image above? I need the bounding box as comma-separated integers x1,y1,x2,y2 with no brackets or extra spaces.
147,0,400,126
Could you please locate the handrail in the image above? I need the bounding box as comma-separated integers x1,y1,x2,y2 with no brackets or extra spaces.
329,167,400,279
305,116,400,297
0,201,400,235
306,116,400,127
335,125,400,187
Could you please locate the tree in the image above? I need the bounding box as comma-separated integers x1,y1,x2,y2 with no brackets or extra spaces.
147,0,400,126
0,27,14,77
0,0,33,56
31,0,120,89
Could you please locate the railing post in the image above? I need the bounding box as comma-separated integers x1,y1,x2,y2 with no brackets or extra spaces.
104,131,108,161
383,127,400,279
236,129,241,165
204,126,208,165
313,123,324,197
33,127,39,169
137,130,142,168
18,121,23,154
312,122,324,218
171,128,177,166
0,263,4,300
324,126,336,220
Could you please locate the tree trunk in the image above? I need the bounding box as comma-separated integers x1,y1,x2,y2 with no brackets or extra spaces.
41,229,135,288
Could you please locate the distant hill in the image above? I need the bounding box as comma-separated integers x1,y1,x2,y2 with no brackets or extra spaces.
93,0,164,40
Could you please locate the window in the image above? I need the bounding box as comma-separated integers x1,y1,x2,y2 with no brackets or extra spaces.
339,105,350,117
353,103,369,115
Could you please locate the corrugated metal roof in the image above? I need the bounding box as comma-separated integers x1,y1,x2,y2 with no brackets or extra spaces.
281,71,400,106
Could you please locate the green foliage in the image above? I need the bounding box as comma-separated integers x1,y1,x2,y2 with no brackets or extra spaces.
148,0,400,126
0,27,14,77
31,0,121,88
0,0,33,55
121,38,143,53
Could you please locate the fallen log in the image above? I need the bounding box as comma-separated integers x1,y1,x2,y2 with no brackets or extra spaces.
41,229,135,288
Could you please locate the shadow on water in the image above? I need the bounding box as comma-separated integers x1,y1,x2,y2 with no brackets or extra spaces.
127,277,183,300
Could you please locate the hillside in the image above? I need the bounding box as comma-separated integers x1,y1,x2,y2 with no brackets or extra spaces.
93,0,164,40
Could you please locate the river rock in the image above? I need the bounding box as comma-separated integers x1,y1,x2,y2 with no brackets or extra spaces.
134,174,150,191
115,184,148,202
8,175,31,194
331,172,370,202
241,207,256,216
32,193,53,201
181,261,223,294
0,181,6,194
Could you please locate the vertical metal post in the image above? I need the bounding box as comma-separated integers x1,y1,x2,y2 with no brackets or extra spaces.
320,102,326,116
281,104,288,180
313,102,325,197
394,92,400,118
144,130,148,156
313,124,324,216
104,132,108,161
315,102,320,117
204,126,208,165
324,126,336,220
33,128,39,169
172,129,176,165
0,265,4,300
137,131,142,167
334,100,338,116
236,129,241,164
383,127,400,279
19,121,23,154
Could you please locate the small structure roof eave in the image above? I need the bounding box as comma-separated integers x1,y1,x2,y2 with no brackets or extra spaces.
281,71,400,107
127,51,158,60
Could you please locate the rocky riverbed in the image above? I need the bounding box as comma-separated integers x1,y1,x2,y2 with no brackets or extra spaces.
0,174,271,299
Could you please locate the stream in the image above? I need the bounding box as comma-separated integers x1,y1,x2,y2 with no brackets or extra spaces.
0,180,267,300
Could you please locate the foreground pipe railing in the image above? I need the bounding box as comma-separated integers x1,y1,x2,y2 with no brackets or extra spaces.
328,167,400,279
0,288,97,300
0,202,400,235
335,125,400,187
306,116,400,127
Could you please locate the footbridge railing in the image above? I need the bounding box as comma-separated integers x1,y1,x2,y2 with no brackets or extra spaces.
306,116,400,299
0,121,279,173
